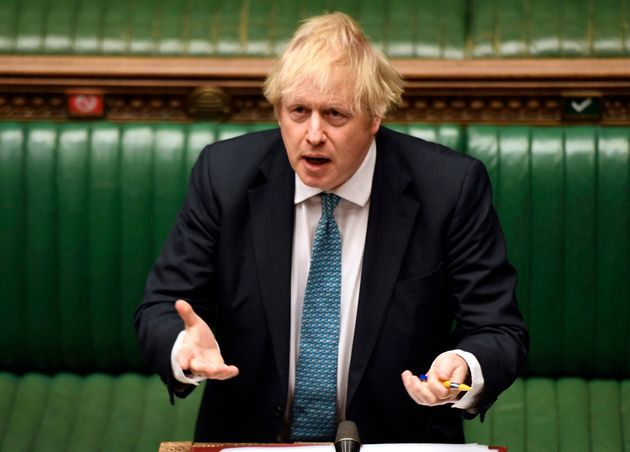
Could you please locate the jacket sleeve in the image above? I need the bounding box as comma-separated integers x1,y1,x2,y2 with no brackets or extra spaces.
445,158,529,419
134,146,220,401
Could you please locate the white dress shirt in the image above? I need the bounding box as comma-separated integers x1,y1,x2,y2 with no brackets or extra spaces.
172,139,484,412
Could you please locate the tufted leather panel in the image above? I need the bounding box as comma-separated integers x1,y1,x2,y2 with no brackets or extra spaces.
1,373,628,451
0,372,201,452
467,0,630,57
0,122,270,372
396,125,630,378
464,378,630,452
387,123,466,151
2,0,628,57
0,0,465,57
466,126,630,378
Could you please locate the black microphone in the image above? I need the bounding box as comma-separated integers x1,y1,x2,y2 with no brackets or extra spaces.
334,420,361,452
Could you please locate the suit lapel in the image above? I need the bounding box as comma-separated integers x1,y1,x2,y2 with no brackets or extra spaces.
248,145,294,397
347,133,421,406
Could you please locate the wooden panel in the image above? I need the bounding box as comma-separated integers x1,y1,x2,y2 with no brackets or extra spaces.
0,56,629,123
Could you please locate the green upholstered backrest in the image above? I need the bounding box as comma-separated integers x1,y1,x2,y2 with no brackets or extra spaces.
464,378,630,452
0,0,628,57
1,122,629,378
0,372,201,452
0,121,275,373
465,126,630,378
467,0,630,57
1,373,629,452
0,0,466,57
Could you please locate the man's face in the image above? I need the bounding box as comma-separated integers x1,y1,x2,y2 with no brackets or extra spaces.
278,86,381,191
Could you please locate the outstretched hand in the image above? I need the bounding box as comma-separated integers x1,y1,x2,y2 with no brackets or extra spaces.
175,299,239,380
401,352,469,406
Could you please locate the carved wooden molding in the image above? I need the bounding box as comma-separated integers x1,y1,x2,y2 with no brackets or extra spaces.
1,56,629,123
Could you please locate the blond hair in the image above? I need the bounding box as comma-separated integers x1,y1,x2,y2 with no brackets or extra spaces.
264,12,403,118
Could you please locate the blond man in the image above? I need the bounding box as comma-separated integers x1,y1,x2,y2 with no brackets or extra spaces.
136,12,527,444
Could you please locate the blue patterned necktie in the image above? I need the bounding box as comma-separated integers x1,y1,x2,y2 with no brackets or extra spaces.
290,193,341,441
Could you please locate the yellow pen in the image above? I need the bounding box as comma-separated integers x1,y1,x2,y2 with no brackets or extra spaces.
418,374,471,391
442,380,471,391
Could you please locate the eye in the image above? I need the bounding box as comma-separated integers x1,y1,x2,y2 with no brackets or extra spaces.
325,108,348,125
288,105,309,121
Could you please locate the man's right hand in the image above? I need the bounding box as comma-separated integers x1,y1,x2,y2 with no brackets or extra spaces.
175,299,239,380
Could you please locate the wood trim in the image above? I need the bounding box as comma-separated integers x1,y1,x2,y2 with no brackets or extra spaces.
1,56,629,123
2,56,630,80
0,56,271,79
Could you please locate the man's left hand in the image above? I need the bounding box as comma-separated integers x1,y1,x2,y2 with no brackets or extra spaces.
401,352,469,406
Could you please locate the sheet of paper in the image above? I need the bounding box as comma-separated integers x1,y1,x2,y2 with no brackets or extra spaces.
221,447,333,452
222,444,491,452
364,445,491,451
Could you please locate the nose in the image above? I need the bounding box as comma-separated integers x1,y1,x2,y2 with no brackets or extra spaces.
305,113,326,145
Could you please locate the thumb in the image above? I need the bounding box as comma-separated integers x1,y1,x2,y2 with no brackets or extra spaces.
434,352,468,382
175,299,198,329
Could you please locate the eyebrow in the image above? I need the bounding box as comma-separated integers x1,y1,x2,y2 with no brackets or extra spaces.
286,99,350,112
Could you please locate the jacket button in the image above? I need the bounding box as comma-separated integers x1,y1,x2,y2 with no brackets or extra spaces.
274,405,283,417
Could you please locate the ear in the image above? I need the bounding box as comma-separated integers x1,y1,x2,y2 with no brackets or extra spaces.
370,116,382,135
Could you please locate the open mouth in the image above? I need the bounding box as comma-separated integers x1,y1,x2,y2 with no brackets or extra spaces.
304,156,330,165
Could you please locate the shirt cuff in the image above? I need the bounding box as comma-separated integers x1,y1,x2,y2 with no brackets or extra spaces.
450,349,485,411
171,330,207,386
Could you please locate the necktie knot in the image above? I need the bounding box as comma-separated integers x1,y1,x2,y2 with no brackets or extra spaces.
320,193,340,218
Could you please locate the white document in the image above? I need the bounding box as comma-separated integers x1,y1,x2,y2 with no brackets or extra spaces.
222,444,492,452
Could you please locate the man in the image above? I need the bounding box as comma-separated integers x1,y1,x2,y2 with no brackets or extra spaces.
135,12,527,444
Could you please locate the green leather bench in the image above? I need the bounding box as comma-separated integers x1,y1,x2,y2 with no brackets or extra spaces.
0,0,627,57
1,122,629,451
0,372,201,451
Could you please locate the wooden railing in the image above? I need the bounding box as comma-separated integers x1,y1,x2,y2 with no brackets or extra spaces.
1,56,629,124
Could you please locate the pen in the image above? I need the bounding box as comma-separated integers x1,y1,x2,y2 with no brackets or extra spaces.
442,380,471,391
418,374,471,391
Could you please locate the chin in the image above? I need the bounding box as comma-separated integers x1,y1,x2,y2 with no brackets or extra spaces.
298,173,329,189
304,179,327,189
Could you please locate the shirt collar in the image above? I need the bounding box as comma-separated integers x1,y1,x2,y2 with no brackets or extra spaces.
294,139,376,207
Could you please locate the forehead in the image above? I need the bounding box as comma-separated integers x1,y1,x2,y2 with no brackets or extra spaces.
282,85,352,109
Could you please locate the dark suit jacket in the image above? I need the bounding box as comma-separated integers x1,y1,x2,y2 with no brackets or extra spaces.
135,126,528,444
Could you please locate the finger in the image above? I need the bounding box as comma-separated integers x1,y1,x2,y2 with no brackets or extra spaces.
401,371,443,405
189,358,239,380
423,370,455,402
179,340,238,379
401,371,423,404
401,371,457,406
175,299,198,329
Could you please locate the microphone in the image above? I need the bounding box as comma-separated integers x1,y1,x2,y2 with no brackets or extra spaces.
334,420,361,452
